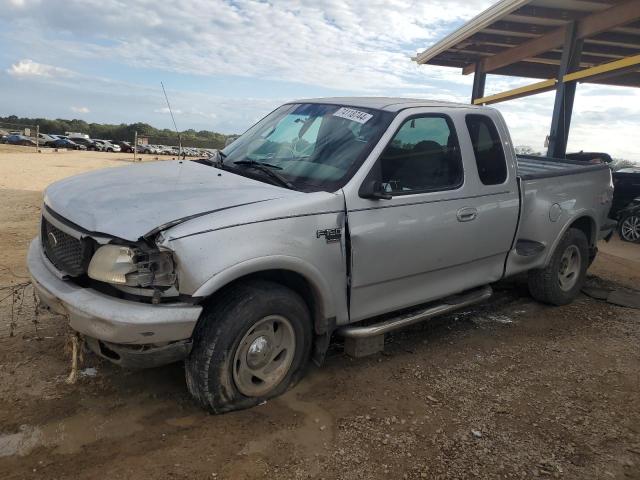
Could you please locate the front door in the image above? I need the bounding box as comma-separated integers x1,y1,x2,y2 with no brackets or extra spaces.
346,110,517,322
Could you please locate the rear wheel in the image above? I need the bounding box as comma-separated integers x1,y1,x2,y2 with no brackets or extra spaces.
619,214,640,242
528,228,589,306
185,280,312,413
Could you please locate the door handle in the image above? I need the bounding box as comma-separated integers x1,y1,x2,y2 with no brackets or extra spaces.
456,207,478,222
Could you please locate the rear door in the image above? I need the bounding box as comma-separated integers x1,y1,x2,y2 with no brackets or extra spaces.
344,108,519,322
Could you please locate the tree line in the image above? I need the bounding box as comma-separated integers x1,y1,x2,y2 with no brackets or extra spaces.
0,115,229,149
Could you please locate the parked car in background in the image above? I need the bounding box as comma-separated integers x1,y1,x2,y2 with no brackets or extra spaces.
51,138,87,150
94,139,121,152
609,167,640,242
43,135,69,147
117,141,134,153
567,152,639,242
617,198,640,243
108,141,122,153
65,132,89,139
28,98,616,413
68,136,99,151
5,134,37,146
154,145,171,155
46,134,68,142
38,133,58,145
137,144,158,154
611,167,640,216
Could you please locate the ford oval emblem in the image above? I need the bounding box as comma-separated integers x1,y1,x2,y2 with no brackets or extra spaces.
47,231,58,247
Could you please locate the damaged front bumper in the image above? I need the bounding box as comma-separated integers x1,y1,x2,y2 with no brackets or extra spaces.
84,336,192,368
27,238,203,367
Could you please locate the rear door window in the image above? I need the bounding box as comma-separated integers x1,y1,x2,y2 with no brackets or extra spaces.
465,115,507,185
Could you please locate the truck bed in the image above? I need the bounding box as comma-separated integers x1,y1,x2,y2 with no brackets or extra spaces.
516,154,609,180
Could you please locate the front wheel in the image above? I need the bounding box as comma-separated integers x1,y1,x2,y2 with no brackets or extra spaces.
528,228,589,306
619,214,640,242
185,280,312,413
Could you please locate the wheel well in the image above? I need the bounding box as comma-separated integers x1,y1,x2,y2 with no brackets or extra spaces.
569,216,596,247
202,269,325,335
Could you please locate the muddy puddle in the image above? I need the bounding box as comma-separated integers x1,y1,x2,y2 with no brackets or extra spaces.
0,401,165,457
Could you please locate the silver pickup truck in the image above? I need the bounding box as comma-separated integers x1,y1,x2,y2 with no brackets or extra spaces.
28,98,615,412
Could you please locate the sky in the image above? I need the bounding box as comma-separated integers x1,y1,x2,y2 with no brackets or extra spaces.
1,0,638,160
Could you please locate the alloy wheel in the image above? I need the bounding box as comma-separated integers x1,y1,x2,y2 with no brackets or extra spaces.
621,215,640,242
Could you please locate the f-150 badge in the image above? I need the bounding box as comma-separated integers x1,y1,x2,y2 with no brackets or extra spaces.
316,228,342,243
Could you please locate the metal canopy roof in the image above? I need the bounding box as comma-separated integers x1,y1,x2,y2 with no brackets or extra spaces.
415,0,640,88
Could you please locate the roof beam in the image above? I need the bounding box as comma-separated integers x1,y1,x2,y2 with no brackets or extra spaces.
507,5,589,23
472,78,557,105
462,0,640,75
456,44,614,66
563,53,640,82
486,20,556,36
586,31,640,48
472,54,640,106
466,32,530,47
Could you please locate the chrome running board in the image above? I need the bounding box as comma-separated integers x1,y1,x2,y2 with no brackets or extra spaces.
338,285,493,339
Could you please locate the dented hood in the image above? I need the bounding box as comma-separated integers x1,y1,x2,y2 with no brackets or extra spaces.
44,160,298,241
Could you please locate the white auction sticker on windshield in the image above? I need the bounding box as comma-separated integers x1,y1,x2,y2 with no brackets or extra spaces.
333,107,373,124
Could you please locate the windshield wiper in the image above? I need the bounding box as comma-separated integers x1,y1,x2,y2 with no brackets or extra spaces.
198,149,226,167
212,149,226,166
233,160,295,190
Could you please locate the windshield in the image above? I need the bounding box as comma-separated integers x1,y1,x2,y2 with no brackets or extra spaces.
221,103,392,191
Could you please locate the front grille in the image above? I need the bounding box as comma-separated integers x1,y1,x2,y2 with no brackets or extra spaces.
41,216,93,276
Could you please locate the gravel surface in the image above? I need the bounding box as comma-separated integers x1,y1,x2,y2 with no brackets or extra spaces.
1,148,639,479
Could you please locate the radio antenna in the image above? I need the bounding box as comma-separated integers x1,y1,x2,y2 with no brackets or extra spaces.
161,81,182,157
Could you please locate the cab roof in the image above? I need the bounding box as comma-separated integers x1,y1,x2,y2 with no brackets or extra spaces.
291,97,485,112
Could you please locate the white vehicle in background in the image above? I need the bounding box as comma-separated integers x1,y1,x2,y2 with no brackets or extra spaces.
94,139,121,152
136,144,158,154
158,145,174,155
65,132,89,139
38,133,58,145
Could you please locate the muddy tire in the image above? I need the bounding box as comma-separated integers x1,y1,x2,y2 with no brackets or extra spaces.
528,228,589,306
185,280,312,414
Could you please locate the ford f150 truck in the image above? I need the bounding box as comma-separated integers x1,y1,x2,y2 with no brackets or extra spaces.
28,98,615,413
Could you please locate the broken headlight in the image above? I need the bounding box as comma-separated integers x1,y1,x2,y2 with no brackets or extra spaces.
87,244,176,287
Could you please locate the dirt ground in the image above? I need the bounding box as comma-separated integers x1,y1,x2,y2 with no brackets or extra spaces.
1,147,639,480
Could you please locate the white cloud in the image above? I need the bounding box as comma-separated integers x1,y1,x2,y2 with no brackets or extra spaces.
1,1,639,160
7,59,73,78
154,107,182,115
0,1,492,92
70,106,89,113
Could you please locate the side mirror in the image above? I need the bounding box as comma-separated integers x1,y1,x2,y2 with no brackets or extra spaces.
359,180,392,200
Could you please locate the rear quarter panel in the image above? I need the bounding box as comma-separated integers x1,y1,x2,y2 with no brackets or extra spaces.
505,167,613,277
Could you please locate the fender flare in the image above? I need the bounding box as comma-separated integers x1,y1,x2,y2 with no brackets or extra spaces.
192,255,337,331
543,211,597,267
